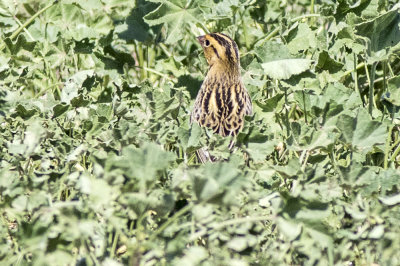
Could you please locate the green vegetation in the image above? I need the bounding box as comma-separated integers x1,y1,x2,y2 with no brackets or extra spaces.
1,0,400,265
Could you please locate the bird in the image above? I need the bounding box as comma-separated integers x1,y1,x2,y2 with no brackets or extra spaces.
190,32,252,162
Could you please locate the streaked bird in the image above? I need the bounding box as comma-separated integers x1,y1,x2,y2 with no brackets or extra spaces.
191,33,252,162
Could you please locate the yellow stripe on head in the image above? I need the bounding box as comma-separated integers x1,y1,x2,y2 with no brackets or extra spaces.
197,33,240,69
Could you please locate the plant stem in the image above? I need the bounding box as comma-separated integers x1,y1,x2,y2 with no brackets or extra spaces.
292,14,320,22
12,15,35,41
110,231,119,259
284,86,290,138
342,62,365,80
390,141,400,164
149,202,193,241
302,90,308,124
159,43,171,57
368,62,377,115
241,10,250,49
384,125,393,169
196,22,210,34
253,14,320,48
0,1,58,51
330,148,344,181
310,0,315,14
353,53,362,104
143,67,170,80
136,42,146,80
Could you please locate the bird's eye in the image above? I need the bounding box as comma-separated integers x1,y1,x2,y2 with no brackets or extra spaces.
205,40,210,47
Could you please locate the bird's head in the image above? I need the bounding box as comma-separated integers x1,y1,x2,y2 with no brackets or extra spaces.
197,33,240,73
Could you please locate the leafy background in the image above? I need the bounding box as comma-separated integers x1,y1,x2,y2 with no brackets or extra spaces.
1,0,400,265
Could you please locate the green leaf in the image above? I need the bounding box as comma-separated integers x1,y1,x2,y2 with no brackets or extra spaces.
247,140,275,163
255,93,284,112
262,59,313,80
333,0,373,21
355,8,400,53
116,142,175,182
369,225,384,239
175,246,208,265
381,76,400,114
227,236,257,252
273,159,302,178
337,108,387,150
316,50,344,73
144,0,201,44
277,217,302,241
12,195,28,211
193,162,242,203
116,1,160,42
52,103,70,118
14,104,38,119
379,194,400,206
287,23,317,53
254,41,291,62
178,122,202,150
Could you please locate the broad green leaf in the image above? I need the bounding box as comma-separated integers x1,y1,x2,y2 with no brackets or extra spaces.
193,162,242,203
379,194,400,206
116,1,160,42
27,19,60,43
334,0,373,21
337,108,387,150
316,50,344,73
381,76,400,117
144,0,201,43
273,159,302,178
227,236,257,252
7,120,46,156
53,103,70,118
247,140,275,163
0,54,10,72
117,142,175,182
60,70,94,104
0,0,16,16
262,59,313,80
202,0,240,20
14,104,38,119
255,93,284,112
287,23,317,53
178,122,202,150
355,8,400,53
369,225,385,239
254,41,291,63
295,206,331,221
34,250,74,266
12,195,28,211
277,217,302,241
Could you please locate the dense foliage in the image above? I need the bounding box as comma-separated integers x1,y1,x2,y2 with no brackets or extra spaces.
1,0,400,265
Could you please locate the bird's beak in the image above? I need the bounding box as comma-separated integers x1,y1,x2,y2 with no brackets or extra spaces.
197,35,205,45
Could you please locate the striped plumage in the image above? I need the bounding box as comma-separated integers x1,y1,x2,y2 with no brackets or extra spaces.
191,33,252,137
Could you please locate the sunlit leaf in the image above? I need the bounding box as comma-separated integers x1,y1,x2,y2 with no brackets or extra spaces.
337,108,387,150
144,0,201,43
355,8,400,53
262,59,313,79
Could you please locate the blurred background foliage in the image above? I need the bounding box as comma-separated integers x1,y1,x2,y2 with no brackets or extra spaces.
0,0,400,265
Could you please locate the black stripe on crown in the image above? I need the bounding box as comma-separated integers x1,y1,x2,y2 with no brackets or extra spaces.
209,33,238,64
